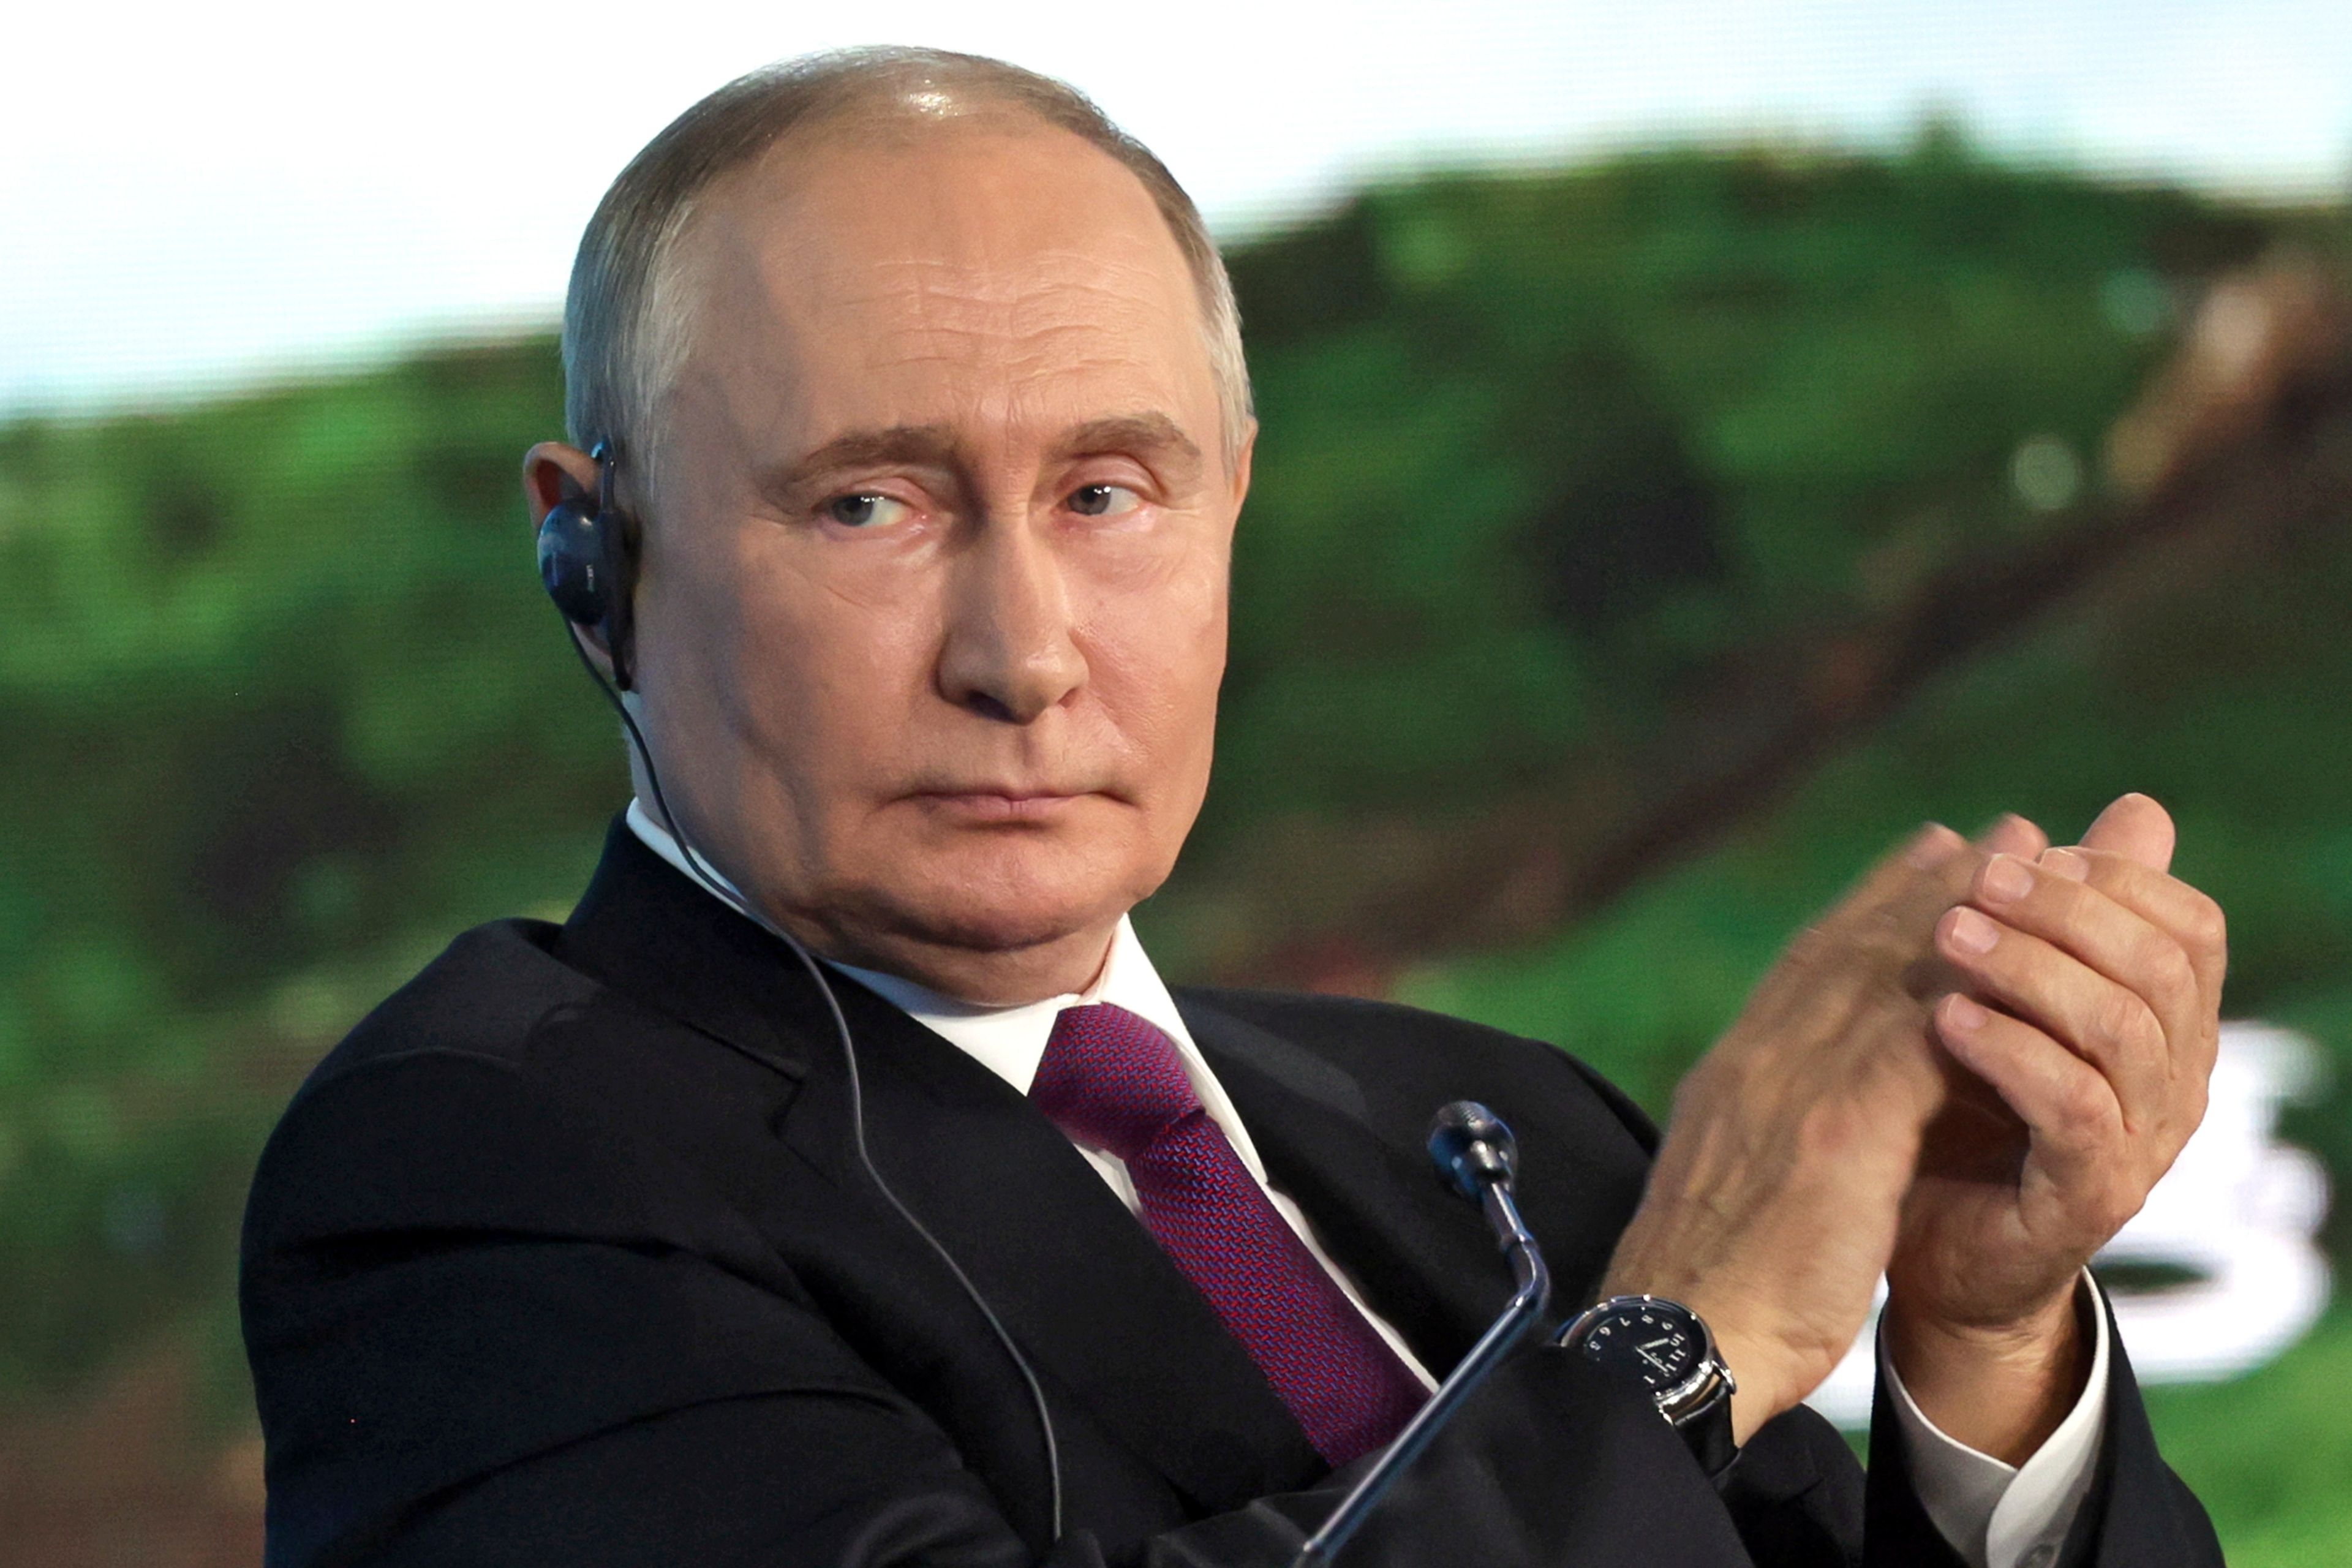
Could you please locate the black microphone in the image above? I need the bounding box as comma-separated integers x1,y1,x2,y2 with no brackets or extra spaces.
1290,1102,1553,1567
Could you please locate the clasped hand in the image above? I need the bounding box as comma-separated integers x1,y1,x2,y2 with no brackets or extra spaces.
1601,794,2224,1460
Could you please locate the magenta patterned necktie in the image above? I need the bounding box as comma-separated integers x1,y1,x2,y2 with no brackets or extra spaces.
1028,1002,1427,1466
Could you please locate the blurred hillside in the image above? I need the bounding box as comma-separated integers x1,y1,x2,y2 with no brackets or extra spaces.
2,135,2349,1561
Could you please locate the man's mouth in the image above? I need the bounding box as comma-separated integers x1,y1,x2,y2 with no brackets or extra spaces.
910,790,1091,823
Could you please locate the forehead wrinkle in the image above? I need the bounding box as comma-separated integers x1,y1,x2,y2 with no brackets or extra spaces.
821,271,1202,400
807,260,1196,352
666,124,1230,469
847,239,1195,295
855,296,1209,415
853,333,1195,443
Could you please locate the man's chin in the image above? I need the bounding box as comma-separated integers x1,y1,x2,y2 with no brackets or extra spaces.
865,886,1115,958
832,840,1156,968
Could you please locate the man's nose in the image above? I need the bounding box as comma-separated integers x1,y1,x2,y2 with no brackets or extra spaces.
936,519,1088,724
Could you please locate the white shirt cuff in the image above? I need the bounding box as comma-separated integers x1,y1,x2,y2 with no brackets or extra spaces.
1879,1272,2109,1568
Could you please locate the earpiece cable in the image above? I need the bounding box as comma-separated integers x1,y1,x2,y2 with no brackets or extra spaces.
556,617,1067,1542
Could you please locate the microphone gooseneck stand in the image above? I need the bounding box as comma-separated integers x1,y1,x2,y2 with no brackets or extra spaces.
1289,1101,1553,1568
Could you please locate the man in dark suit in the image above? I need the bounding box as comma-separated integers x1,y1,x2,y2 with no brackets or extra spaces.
241,47,2229,1567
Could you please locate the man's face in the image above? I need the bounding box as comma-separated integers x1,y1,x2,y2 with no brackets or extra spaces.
622,118,1248,1001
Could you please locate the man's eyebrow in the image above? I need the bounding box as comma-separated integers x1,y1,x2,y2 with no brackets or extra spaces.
1054,414,1202,471
759,413,1205,496
761,424,960,493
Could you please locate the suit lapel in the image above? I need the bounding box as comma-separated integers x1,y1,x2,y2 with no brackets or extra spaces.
795,976,1327,1510
1179,995,1517,1379
559,821,1323,1513
559,818,814,1084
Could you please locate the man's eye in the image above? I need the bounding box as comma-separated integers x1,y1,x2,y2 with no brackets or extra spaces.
1068,483,1142,519
823,493,910,528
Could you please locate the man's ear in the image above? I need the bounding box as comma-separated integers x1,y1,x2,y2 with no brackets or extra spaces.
522,441,600,527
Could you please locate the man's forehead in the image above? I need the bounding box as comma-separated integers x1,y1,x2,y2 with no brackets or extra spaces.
662,115,1219,453
681,115,1189,310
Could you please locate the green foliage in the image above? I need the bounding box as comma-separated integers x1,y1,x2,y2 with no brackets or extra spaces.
1210,145,2266,839
1404,491,2352,1189
0,346,624,1395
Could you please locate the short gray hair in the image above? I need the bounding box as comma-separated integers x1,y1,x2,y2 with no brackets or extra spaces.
562,47,1253,478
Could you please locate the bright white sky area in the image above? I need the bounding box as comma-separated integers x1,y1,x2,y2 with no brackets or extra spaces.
6,0,2348,421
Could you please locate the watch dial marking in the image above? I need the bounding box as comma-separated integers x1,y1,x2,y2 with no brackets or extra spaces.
1583,1305,1700,1391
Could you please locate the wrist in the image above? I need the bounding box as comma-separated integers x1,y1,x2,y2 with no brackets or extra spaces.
1700,1317,1787,1448
1883,1278,2089,1464
1594,1270,1793,1446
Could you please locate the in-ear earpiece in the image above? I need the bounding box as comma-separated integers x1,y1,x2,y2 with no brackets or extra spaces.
533,440,639,688
536,494,613,625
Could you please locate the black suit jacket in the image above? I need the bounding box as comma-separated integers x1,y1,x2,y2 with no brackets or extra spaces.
241,821,2222,1566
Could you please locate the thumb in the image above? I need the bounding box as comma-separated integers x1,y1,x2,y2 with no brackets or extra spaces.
2076,793,2176,872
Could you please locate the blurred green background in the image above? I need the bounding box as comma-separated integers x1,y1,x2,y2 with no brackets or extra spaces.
4,131,2350,1559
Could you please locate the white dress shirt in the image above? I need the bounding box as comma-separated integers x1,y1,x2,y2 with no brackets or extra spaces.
625,801,2105,1566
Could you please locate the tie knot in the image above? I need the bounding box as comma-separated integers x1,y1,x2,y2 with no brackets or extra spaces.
1030,1003,1201,1161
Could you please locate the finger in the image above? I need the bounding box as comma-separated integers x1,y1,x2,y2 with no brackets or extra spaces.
1963,853,2204,1063
1825,823,1985,942
1761,824,1981,1028
1975,812,2050,861
2078,793,2175,874
1869,822,1973,898
1934,904,2173,1137
1933,996,2138,1234
2040,846,2228,1006
1932,816,2046,1000
1796,823,1985,959
2038,851,2225,1082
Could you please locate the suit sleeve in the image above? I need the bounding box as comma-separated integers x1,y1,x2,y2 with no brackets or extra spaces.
243,1047,1041,1567
1862,1291,2222,1568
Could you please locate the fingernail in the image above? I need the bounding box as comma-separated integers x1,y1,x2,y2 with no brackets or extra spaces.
2040,848,2090,881
1980,855,2034,903
1906,823,1964,869
1945,907,2000,955
1942,994,1991,1034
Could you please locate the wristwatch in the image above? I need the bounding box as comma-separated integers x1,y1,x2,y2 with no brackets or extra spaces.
1556,1294,1740,1477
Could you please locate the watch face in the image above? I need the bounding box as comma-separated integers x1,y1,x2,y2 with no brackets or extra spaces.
1577,1301,1702,1395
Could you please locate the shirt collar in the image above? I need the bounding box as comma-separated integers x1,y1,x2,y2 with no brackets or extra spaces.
621,797,1213,1098
833,913,1190,1096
